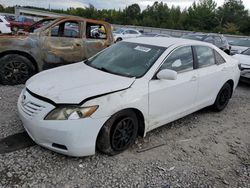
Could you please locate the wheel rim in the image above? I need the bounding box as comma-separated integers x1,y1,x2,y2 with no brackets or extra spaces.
111,117,135,151
218,88,230,106
3,60,29,84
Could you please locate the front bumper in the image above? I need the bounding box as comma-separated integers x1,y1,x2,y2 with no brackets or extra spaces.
17,89,108,157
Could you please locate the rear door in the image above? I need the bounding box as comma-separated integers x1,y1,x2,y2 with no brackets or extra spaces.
148,46,198,129
41,20,85,68
84,22,111,58
194,45,227,107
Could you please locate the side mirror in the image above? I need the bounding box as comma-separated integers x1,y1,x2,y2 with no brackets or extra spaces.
157,69,177,80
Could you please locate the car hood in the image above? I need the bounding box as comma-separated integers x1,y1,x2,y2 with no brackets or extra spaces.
231,45,248,53
233,54,250,68
26,62,135,104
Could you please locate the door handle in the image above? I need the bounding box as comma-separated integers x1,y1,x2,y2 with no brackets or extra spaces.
190,76,197,81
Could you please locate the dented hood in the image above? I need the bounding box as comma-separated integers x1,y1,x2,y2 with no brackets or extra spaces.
26,62,135,104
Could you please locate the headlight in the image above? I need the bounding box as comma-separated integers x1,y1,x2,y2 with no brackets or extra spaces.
45,106,98,120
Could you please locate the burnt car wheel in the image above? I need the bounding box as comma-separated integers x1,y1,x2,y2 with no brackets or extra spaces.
213,83,232,111
97,109,138,155
0,54,35,85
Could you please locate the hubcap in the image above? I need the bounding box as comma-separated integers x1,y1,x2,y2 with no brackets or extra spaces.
3,61,29,84
111,117,135,151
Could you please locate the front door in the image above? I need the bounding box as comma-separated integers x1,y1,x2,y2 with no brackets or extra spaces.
41,20,85,69
148,46,198,129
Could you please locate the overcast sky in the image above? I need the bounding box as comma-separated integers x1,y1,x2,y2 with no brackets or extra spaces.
1,0,250,10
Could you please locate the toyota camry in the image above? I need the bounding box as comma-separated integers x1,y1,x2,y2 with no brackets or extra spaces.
18,37,240,157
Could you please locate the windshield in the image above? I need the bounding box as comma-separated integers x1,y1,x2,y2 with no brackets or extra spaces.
85,42,166,78
182,34,205,41
229,38,250,47
28,18,55,32
242,48,250,55
113,28,125,34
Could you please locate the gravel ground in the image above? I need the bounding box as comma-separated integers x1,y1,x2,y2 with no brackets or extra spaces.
0,83,249,188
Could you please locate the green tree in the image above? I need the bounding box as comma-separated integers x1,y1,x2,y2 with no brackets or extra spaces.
185,0,217,31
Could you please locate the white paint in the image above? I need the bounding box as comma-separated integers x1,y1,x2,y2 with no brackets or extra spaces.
18,37,240,157
0,16,11,34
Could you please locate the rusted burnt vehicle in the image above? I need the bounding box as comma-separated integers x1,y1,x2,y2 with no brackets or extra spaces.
0,16,114,85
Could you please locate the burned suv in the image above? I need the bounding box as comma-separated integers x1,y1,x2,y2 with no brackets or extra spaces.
182,33,230,55
0,16,113,85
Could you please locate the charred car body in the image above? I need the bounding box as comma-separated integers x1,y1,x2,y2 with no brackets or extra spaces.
0,16,113,85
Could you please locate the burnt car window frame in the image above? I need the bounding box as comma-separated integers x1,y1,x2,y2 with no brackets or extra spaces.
85,22,107,40
48,19,82,39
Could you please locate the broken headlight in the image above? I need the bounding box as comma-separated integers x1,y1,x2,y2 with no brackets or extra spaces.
45,106,98,120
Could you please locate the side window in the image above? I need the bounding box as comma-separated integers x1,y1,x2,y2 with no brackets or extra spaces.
214,50,226,64
50,21,80,38
195,46,215,68
86,22,107,39
129,30,138,34
124,30,130,34
160,46,194,73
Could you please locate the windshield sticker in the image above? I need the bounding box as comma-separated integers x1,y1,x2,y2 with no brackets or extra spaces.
134,46,151,52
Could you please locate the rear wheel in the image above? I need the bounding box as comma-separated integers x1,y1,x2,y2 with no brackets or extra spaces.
213,83,232,111
116,38,122,42
97,110,138,155
0,54,35,85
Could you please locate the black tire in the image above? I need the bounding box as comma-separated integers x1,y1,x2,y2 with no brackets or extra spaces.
116,38,122,42
97,110,138,156
213,83,232,112
0,54,35,85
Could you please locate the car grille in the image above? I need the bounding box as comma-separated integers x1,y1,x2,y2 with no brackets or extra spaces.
20,101,45,117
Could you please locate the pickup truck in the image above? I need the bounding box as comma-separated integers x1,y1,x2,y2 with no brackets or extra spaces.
0,16,114,85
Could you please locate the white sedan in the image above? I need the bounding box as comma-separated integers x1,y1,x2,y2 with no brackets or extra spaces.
18,38,240,157
113,28,141,42
233,48,250,82
0,16,11,34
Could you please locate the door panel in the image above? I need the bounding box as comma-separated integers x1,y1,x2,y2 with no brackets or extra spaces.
149,71,198,129
41,20,85,67
195,46,226,107
148,46,198,129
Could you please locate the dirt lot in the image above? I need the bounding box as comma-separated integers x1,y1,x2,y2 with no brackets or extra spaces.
0,83,249,188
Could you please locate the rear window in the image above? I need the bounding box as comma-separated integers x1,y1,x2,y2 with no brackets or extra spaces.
214,50,226,64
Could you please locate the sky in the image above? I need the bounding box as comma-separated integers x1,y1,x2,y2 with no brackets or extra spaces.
1,0,250,10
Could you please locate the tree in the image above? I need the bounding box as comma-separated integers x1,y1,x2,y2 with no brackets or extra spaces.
216,0,248,33
185,0,217,31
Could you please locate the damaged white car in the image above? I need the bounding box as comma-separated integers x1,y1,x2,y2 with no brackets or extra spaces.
18,38,240,157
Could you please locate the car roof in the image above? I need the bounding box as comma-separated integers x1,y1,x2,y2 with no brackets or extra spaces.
125,37,211,48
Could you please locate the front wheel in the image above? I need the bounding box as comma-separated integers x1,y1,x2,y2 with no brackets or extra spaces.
0,54,35,85
213,83,232,111
97,110,138,156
